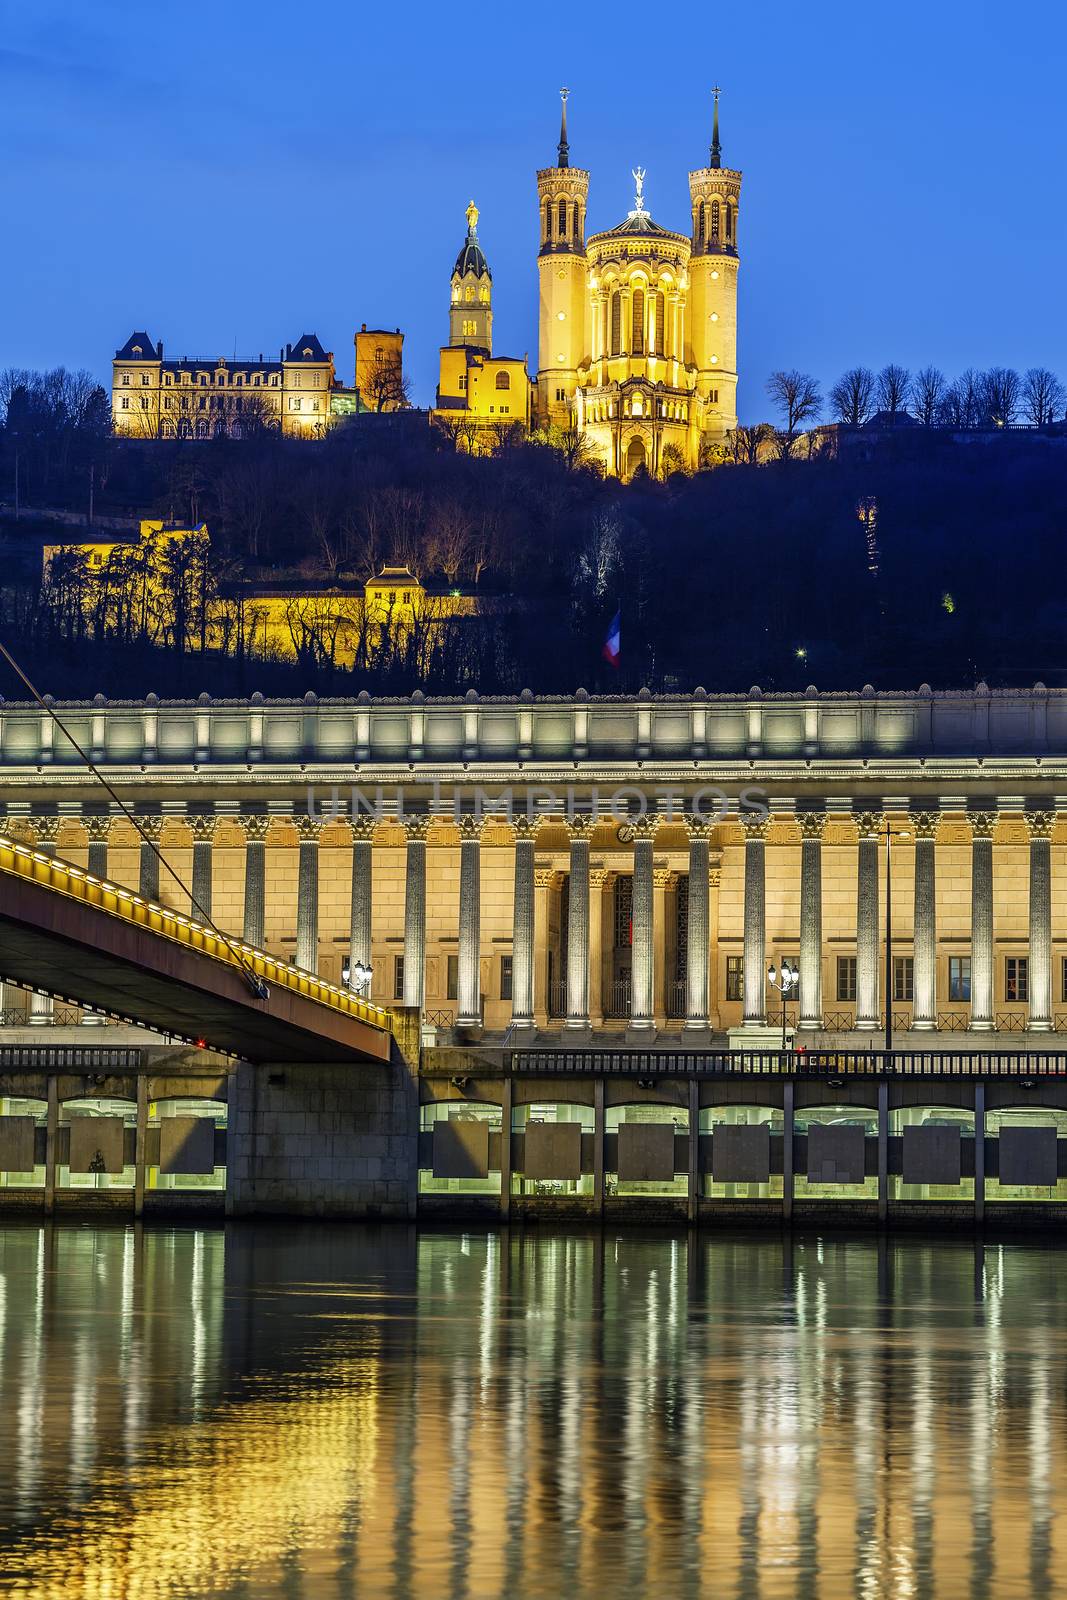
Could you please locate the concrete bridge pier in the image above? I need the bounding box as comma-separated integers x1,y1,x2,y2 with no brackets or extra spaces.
226,1009,421,1220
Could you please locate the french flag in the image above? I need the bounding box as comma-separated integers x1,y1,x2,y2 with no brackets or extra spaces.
602,608,620,669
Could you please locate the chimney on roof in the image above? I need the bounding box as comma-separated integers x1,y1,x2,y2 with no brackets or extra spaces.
158,341,164,360
286,343,292,360
361,323,366,332
259,352,263,362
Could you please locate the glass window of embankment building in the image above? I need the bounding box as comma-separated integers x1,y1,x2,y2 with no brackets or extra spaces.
0,1096,47,1188
59,1098,137,1190
986,1106,1067,1201
147,1098,227,1191
419,1101,502,1195
512,1103,594,1197
794,1104,878,1201
699,1105,784,1200
889,1105,975,1201
605,1103,687,1198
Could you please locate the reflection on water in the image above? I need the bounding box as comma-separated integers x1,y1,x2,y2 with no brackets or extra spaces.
0,1227,1065,1599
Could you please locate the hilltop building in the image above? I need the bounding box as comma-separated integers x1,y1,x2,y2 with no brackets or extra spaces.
111,333,338,439
431,201,533,440
535,88,741,475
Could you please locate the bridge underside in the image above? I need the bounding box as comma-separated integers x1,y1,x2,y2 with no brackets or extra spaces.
0,872,390,1066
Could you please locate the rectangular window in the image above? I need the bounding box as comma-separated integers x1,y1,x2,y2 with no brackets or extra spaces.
291,398,301,410
1005,957,1028,1003
837,956,857,1002
446,953,458,1001
500,955,513,1001
949,956,971,1002
140,396,149,409
120,397,130,410
893,956,914,1001
725,955,743,1002
141,373,150,386
393,955,405,1000
121,373,130,386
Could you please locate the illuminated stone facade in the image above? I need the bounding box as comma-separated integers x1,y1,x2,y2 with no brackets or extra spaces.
4,685,1067,1221
535,90,740,476
111,332,336,439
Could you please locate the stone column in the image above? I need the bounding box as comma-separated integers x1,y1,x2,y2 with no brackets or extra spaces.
970,811,996,1032
533,866,555,1026
189,812,215,923
348,815,375,986
684,816,712,1033
30,816,60,1025
798,811,825,1031
294,815,322,974
911,810,938,1031
242,813,269,947
402,814,429,1013
855,812,882,1032
741,814,768,1027
565,815,593,1033
628,815,656,1037
588,867,607,1027
1027,811,1053,1032
510,818,536,1031
137,814,163,901
457,815,484,1029
84,812,111,879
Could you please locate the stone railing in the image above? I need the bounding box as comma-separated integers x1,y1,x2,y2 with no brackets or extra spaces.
0,684,1063,769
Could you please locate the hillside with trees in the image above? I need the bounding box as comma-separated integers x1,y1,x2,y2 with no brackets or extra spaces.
2,362,1067,699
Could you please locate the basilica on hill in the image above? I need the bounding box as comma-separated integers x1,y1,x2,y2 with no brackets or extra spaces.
434,89,742,476
111,91,741,480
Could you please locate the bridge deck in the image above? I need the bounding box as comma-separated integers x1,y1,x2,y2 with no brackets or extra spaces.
0,837,391,1065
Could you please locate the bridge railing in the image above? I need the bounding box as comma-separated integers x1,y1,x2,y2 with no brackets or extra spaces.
0,836,389,1033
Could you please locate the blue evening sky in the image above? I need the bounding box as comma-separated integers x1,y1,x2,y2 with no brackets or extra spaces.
1,0,1064,419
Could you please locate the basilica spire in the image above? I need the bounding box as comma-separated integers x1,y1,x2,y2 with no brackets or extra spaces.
710,85,722,168
557,87,570,168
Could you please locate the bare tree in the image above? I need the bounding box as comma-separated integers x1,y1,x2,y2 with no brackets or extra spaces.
1021,368,1066,428
732,422,775,465
765,370,821,456
361,349,411,413
911,367,947,426
875,364,912,415
828,367,875,426
940,369,983,428
980,367,1020,426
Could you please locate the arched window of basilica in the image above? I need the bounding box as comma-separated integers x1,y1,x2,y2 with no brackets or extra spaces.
711,200,720,241
465,285,474,302
574,206,581,243
495,371,511,390
558,197,567,237
631,288,645,356
479,285,489,303
697,202,705,246
655,292,666,356
610,291,621,356
725,204,733,243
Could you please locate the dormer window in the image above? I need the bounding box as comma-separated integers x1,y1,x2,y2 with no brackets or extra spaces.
198,373,208,386
131,345,142,356
302,347,313,358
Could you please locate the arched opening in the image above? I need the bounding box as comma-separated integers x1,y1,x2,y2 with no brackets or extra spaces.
654,292,666,356
711,199,720,242
625,436,646,479
544,200,552,241
631,287,645,355
725,203,734,243
495,370,511,390
573,205,581,242
610,291,621,356
697,201,705,245
558,197,567,237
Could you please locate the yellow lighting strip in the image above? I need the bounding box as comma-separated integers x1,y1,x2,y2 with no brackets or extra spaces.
0,834,388,1033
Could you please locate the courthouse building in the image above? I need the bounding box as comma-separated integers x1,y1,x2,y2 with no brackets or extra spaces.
0,685,1066,1223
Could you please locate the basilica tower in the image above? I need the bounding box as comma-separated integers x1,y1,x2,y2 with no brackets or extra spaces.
687,89,742,441
450,201,493,353
536,90,590,429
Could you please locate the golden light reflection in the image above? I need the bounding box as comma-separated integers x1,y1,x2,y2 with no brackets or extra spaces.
0,1230,1063,1598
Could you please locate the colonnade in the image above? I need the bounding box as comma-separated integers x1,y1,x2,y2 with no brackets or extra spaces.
1,804,1060,1036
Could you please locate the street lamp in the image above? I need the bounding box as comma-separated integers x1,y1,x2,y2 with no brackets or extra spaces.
342,958,373,998
883,822,911,1053
767,959,799,1049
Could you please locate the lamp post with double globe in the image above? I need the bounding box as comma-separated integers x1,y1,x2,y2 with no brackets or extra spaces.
767,959,800,1050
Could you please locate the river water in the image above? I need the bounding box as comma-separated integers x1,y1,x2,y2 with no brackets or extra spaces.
0,1224,1064,1598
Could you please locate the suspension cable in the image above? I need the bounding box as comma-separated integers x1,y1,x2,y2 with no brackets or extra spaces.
0,638,269,1001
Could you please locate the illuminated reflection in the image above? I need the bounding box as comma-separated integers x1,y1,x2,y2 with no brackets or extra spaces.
0,1228,1062,1597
